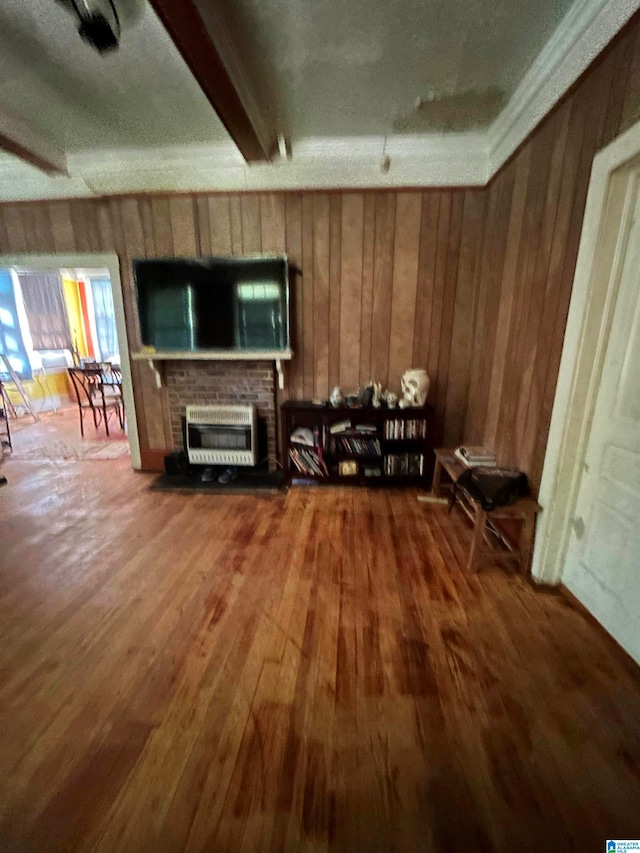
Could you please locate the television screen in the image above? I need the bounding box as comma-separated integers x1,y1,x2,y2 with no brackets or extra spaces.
133,256,290,353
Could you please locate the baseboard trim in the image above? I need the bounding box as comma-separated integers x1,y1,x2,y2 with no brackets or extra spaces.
559,584,640,683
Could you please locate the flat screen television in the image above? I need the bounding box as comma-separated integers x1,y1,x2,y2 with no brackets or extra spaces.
133,255,291,355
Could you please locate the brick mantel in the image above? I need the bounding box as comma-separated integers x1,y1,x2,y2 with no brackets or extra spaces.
164,361,277,464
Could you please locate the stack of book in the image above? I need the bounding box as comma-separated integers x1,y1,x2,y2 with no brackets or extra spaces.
289,447,328,477
384,453,424,476
453,445,497,468
333,436,382,455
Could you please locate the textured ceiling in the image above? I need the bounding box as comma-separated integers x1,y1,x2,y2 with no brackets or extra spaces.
0,0,229,151
213,0,577,136
0,0,578,156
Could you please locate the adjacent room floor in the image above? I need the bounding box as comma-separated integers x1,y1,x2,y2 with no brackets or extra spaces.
7,404,129,462
0,457,639,852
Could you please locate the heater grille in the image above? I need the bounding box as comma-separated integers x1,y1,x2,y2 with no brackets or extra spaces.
185,404,257,467
186,405,254,425
188,449,255,466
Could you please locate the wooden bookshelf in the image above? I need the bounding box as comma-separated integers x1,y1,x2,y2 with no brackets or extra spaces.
281,401,434,487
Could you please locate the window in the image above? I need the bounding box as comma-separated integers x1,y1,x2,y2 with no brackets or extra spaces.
90,278,118,361
17,271,71,352
0,269,32,381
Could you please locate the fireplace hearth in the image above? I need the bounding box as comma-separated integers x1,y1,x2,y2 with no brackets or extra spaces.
164,361,277,466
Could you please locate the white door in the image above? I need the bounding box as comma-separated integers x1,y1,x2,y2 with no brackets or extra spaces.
563,178,640,664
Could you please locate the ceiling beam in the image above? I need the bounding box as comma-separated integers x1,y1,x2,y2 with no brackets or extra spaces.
149,0,276,163
0,107,67,175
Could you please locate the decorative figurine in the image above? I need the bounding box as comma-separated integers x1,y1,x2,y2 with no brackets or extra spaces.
330,386,344,407
371,382,382,408
401,368,430,407
386,391,398,408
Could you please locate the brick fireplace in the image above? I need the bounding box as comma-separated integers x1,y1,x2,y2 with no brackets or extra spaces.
164,361,277,463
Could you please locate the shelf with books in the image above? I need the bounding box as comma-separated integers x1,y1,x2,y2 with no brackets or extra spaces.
281,401,433,487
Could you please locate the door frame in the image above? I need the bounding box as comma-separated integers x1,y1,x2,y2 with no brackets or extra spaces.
532,120,640,584
0,252,141,470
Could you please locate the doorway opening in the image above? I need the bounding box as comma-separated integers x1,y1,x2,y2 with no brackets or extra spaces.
0,253,140,469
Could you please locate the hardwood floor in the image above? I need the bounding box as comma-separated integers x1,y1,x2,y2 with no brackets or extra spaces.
1,458,639,852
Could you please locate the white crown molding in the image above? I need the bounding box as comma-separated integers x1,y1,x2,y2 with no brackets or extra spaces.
0,0,637,202
64,134,490,196
488,0,640,176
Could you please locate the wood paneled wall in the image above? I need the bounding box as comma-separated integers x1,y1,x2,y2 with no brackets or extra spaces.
1,10,639,479
0,189,486,462
464,10,640,492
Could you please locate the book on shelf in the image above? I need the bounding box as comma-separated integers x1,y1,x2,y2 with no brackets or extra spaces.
383,453,424,476
453,445,496,467
289,448,328,477
383,418,427,440
332,436,381,455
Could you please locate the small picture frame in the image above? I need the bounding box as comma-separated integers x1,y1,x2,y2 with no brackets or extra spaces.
339,460,358,476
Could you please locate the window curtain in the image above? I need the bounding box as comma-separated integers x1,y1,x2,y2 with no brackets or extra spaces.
0,270,32,381
90,278,118,361
18,271,71,351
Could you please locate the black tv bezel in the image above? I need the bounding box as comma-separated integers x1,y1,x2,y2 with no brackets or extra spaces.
132,254,292,357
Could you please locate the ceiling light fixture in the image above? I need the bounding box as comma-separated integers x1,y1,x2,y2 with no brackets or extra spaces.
56,0,122,52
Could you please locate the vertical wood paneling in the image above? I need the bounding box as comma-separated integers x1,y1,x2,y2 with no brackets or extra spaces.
412,193,440,372
619,24,640,134
601,27,637,147
96,201,115,253
3,207,28,252
483,144,532,450
427,192,452,412
169,197,197,255
0,209,9,251
208,196,233,255
301,194,315,400
312,195,330,400
229,197,243,255
443,190,485,445
138,198,156,256
284,194,303,402
467,9,640,492
31,207,55,254
49,202,75,253
150,197,173,255
511,106,571,462
434,191,464,447
370,193,396,385
260,194,286,254
240,195,262,254
358,194,376,387
69,201,97,253
339,193,364,391
195,197,210,255
387,193,422,392
328,196,342,392
118,198,172,452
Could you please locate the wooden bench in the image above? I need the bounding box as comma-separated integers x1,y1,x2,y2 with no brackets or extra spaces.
432,449,542,574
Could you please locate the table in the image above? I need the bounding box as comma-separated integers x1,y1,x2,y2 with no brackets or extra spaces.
432,448,542,574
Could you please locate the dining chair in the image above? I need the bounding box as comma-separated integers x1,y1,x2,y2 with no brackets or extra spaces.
99,363,125,431
67,366,123,438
